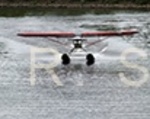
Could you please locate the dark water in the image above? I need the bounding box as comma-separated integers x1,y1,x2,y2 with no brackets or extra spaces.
0,7,149,17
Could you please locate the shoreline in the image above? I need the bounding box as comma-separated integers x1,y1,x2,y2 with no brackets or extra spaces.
0,3,150,9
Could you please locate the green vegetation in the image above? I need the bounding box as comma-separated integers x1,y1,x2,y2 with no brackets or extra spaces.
0,1,149,17
0,0,150,5
0,7,116,17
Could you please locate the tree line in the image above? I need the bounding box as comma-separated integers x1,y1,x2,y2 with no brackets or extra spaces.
0,0,150,5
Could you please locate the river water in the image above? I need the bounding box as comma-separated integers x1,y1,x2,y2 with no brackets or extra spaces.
0,9,150,119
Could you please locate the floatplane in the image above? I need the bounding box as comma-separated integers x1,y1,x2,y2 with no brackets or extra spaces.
18,29,138,66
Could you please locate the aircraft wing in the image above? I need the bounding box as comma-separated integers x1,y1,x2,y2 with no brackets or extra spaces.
81,30,138,37
17,29,138,38
17,32,76,37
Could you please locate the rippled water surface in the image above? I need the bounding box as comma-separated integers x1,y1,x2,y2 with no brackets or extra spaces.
0,9,150,119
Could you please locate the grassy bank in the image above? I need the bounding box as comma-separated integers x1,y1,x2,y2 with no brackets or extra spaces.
0,1,150,17
1,0,150,5
0,3,150,9
0,6,149,17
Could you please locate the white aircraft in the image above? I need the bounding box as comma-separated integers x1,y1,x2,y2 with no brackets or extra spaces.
18,29,138,66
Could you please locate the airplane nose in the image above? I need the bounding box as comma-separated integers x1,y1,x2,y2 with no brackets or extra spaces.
86,54,95,66
61,54,70,65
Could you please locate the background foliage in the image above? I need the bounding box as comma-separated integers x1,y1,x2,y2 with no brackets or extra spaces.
0,0,150,4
